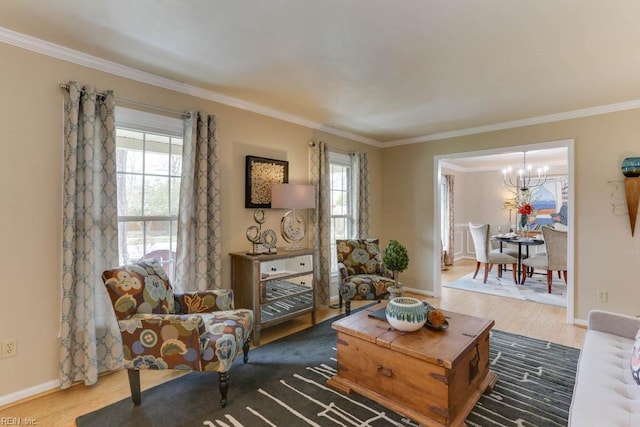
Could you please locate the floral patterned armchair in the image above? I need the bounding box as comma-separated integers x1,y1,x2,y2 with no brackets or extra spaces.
102,260,253,407
336,239,396,315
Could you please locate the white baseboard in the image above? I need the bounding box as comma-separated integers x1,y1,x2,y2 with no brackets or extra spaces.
573,318,588,327
0,379,59,407
403,287,435,297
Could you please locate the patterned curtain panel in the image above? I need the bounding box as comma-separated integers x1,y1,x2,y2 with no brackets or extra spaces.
59,81,122,388
174,112,221,292
309,140,331,306
351,152,370,238
443,174,455,266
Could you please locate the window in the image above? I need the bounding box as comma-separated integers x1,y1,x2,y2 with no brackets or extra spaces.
115,109,183,280
330,152,355,273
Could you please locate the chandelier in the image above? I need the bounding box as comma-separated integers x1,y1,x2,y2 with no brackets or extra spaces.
502,151,548,192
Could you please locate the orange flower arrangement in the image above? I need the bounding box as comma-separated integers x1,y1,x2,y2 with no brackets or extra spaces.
518,203,533,216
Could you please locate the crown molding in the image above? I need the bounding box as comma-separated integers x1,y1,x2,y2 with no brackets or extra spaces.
0,26,381,147
385,99,640,147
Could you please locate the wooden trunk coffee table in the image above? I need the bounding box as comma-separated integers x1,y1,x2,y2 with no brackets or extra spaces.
327,302,497,427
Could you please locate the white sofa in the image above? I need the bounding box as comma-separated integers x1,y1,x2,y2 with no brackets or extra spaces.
569,310,640,426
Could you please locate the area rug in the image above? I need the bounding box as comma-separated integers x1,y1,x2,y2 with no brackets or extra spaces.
444,272,567,307
77,312,579,427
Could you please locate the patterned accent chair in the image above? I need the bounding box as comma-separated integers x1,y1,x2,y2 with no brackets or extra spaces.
336,239,396,315
102,260,253,407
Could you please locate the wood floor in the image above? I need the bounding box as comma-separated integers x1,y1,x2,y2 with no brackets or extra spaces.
1,258,586,426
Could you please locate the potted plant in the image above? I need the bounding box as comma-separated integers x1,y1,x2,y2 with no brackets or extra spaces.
383,240,410,298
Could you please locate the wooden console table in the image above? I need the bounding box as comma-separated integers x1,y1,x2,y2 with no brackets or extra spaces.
328,302,497,427
230,248,316,345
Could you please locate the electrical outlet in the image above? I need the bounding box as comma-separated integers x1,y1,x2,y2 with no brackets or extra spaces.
596,290,608,302
1,339,17,358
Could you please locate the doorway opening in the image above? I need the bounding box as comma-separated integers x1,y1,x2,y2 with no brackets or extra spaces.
433,139,575,322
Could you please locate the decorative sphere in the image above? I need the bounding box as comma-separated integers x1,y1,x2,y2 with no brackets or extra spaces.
385,297,427,332
622,157,640,177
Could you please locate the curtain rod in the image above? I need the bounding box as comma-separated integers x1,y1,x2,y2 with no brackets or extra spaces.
59,83,189,118
116,98,189,118
309,140,358,156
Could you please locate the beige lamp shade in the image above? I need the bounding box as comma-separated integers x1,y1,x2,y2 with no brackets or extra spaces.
271,184,316,209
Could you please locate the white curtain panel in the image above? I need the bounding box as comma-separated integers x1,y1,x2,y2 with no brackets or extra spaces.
174,112,221,291
59,81,122,388
309,140,331,306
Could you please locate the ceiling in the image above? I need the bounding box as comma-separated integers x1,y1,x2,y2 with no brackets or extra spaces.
441,147,568,172
2,1,640,145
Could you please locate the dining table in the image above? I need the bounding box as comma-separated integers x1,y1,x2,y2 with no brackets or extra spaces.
492,234,545,284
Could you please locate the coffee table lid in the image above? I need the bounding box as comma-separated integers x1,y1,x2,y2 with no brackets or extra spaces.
332,302,494,368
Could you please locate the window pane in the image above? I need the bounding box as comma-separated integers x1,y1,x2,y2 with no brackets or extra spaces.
332,190,348,215
143,220,175,280
331,168,346,190
116,131,143,173
332,217,348,240
144,221,172,255
170,220,178,253
147,134,170,144
118,221,144,265
170,177,181,216
144,176,170,216
117,173,143,216
171,137,183,176
145,148,170,175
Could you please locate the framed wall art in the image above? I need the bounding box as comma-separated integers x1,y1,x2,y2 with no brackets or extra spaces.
245,155,289,208
529,175,569,229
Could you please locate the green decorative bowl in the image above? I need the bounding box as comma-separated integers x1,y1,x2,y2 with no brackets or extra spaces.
385,297,427,332
622,157,640,177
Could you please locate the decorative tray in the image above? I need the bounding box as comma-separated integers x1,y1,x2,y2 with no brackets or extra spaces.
425,318,449,330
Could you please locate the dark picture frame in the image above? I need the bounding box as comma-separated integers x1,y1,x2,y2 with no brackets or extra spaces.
245,156,289,208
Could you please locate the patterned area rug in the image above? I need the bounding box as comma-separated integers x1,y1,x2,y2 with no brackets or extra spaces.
77,312,579,426
444,272,567,307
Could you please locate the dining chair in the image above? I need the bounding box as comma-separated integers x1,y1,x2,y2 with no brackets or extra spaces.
469,223,518,283
520,226,567,292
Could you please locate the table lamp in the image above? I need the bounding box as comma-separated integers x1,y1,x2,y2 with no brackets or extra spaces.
271,183,316,250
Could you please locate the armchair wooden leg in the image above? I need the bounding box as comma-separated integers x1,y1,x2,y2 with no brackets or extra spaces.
127,369,141,406
483,263,490,283
512,263,517,284
218,371,229,407
243,337,250,364
520,264,527,285
473,261,481,279
563,270,568,283
547,270,553,293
